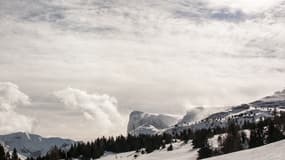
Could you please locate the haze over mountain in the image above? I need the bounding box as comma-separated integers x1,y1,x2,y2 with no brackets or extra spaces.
127,111,179,135
0,0,285,139
127,88,285,135
0,88,284,159
0,132,74,158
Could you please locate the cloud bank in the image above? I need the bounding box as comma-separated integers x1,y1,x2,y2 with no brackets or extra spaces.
0,82,34,134
0,0,285,138
54,88,124,134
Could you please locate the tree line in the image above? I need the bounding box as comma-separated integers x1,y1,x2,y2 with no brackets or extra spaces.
0,146,20,160
29,133,174,160
28,110,285,160
196,111,285,159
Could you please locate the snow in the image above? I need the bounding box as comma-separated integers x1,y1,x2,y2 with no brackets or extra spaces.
98,141,198,160
97,139,285,160
127,89,285,137
208,133,226,149
127,111,179,135
129,124,160,136
134,104,276,136
163,104,278,136
208,130,250,149
2,88,285,160
206,139,285,160
0,132,75,158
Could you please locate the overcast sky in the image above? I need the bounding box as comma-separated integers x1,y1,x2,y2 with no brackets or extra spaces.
0,0,285,140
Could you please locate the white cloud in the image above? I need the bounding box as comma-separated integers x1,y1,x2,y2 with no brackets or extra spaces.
0,82,30,111
207,0,284,14
0,0,285,138
54,88,125,134
0,82,34,134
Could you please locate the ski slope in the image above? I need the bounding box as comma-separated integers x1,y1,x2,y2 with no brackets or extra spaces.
97,140,285,160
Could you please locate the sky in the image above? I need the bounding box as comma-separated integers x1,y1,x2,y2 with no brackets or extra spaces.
0,0,285,140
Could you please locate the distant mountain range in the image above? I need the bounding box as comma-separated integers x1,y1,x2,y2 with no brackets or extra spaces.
2,89,285,159
128,89,285,136
0,132,75,158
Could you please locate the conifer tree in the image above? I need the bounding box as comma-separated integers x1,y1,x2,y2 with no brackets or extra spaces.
249,123,265,148
221,123,242,153
5,152,11,160
198,141,212,159
266,122,284,144
192,129,209,148
167,144,173,151
0,145,5,160
12,148,18,160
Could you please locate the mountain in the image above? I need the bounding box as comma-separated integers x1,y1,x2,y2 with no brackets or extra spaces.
166,89,285,134
251,89,285,108
176,107,205,125
127,111,179,136
176,106,226,126
128,89,285,136
0,132,75,158
206,139,285,160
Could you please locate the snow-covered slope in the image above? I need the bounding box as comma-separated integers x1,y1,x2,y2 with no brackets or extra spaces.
182,89,285,132
177,107,205,125
99,141,197,160
0,132,75,158
166,104,279,135
128,89,285,136
97,139,285,160
206,139,285,160
127,111,179,136
177,107,227,126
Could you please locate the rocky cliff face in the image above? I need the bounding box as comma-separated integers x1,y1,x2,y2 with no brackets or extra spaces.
127,111,179,135
128,89,285,136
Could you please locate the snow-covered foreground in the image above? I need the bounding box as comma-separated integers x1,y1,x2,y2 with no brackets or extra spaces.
98,142,198,160
97,139,285,160
207,139,285,160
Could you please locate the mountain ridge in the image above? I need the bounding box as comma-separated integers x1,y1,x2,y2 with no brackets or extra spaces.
128,89,285,136
127,110,180,136
0,132,75,158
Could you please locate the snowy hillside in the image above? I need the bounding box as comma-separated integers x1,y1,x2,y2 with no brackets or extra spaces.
127,111,179,136
128,89,285,136
166,106,283,135
177,107,206,125
96,140,285,160
0,132,75,158
206,139,285,160
99,141,197,160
